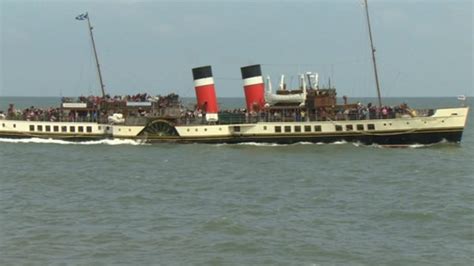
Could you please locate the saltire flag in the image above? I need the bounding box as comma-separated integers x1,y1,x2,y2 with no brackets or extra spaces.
75,13,88,20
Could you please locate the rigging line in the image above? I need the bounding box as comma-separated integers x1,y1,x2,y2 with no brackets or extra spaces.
363,0,383,109
74,53,86,95
259,58,371,67
87,40,94,96
85,14,106,98
79,30,96,96
203,58,370,68
214,77,241,81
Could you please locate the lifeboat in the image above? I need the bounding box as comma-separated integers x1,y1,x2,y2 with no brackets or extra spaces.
265,72,319,106
108,113,125,124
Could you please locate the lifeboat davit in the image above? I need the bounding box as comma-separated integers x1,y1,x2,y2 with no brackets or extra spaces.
264,72,318,106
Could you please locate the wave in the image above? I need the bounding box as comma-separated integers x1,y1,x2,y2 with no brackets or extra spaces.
237,142,287,147
1,137,456,148
0,137,148,146
221,139,455,148
361,139,455,149
214,142,284,147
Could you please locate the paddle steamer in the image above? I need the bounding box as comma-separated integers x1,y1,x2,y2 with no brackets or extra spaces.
0,2,470,145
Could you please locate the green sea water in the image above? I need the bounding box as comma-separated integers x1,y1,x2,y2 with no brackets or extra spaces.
0,97,473,265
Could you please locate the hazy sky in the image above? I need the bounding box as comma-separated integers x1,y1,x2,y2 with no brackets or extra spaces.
1,0,472,97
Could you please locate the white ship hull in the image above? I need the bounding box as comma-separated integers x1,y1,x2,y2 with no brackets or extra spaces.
1,107,468,146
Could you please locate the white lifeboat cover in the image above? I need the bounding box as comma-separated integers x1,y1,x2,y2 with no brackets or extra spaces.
108,113,125,124
265,92,306,106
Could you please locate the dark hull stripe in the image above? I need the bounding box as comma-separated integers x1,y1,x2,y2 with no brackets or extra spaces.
0,129,464,145
144,130,464,145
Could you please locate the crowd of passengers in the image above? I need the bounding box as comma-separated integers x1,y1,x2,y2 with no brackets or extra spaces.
1,96,420,124
0,93,182,121
63,93,180,106
180,102,418,124
332,102,417,121
1,104,101,122
2,104,60,121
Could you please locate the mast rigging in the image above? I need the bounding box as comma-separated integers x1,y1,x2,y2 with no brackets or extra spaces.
363,0,383,109
77,12,106,98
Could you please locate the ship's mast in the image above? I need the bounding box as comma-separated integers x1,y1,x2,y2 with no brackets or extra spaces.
363,0,382,109
80,12,106,98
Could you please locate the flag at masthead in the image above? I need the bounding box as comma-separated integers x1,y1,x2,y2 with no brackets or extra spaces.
76,12,106,98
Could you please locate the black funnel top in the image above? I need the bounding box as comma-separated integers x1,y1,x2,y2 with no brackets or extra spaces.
241,64,262,79
192,65,213,80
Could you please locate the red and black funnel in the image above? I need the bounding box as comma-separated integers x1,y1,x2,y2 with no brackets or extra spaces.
192,65,219,119
241,64,265,112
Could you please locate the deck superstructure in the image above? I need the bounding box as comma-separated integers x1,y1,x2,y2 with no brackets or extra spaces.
0,4,470,145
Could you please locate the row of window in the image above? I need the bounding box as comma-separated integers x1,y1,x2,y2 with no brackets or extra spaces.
274,125,322,133
29,125,93,133
230,124,376,134
1,123,111,132
2,123,16,128
274,124,375,133
187,127,220,132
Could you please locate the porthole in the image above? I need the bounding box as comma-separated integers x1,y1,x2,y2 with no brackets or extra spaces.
195,128,198,132
187,128,190,132
263,126,267,130
204,128,207,132
219,128,222,131
13,124,16,128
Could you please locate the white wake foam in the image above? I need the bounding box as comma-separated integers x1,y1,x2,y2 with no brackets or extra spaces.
0,137,148,146
237,142,286,147
363,139,454,149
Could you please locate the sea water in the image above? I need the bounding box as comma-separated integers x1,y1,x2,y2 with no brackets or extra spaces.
0,97,473,265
